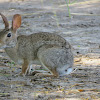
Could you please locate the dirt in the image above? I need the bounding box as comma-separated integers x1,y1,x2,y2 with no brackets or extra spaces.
0,0,100,100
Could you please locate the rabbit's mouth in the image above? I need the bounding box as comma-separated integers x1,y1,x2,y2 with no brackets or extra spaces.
0,44,15,49
0,43,6,49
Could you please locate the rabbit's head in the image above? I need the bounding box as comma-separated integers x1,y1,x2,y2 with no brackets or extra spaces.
0,13,21,48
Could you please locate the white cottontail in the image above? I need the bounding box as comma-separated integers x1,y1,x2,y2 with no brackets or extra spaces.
0,13,73,77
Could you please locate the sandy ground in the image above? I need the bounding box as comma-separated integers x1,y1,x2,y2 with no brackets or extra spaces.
0,0,100,100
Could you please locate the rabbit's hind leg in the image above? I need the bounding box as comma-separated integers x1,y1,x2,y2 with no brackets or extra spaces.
37,45,62,77
40,61,59,77
38,55,59,77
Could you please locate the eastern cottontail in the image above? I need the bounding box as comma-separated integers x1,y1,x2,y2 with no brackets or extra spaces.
0,13,73,77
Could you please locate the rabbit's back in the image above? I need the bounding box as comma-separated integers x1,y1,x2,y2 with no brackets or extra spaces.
17,32,71,60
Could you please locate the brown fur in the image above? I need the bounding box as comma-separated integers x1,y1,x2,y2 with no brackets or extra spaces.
0,13,73,77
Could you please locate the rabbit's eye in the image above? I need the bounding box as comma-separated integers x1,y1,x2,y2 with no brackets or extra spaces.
7,33,11,37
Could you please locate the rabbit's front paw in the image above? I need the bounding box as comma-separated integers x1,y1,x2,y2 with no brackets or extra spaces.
19,72,26,77
13,72,25,77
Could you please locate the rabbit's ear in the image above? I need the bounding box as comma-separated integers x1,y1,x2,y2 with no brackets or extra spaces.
0,13,9,28
12,14,21,32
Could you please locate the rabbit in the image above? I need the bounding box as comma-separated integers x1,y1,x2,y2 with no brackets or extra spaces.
0,13,74,77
